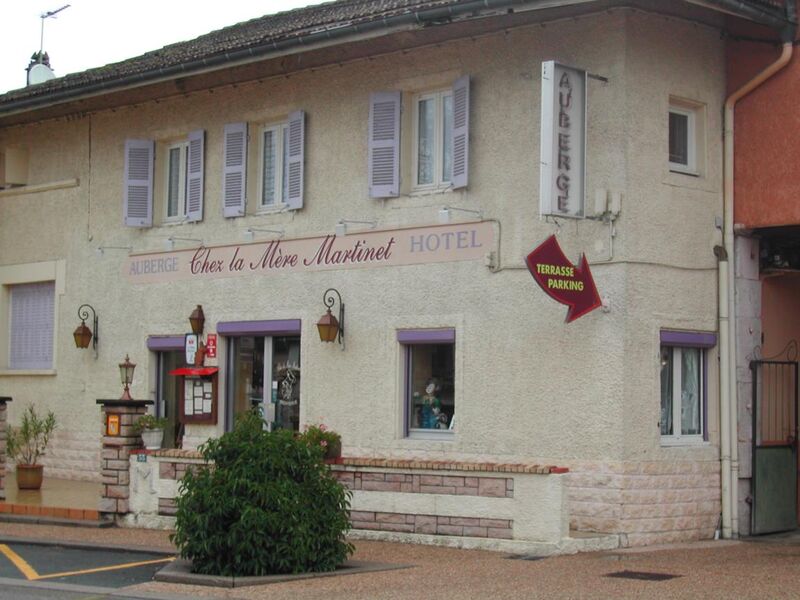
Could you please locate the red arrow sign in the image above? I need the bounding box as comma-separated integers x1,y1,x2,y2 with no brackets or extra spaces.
525,235,602,323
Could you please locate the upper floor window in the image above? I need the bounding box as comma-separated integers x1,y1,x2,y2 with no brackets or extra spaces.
668,98,704,176
260,123,289,209
369,75,469,198
414,90,453,190
165,141,189,221
222,111,305,218
123,130,204,228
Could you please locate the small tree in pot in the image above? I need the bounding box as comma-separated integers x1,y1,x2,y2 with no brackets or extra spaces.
6,404,57,490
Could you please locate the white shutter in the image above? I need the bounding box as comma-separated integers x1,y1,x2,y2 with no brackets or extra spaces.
451,76,470,190
368,91,401,198
9,282,55,370
285,110,305,210
223,122,248,217
186,129,205,222
123,139,154,227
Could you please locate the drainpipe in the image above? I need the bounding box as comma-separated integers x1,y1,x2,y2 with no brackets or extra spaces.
721,8,795,538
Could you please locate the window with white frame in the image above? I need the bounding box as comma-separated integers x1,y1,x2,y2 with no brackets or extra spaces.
165,141,189,220
413,90,453,190
660,345,704,443
668,99,703,175
9,281,55,370
399,330,455,436
260,123,289,208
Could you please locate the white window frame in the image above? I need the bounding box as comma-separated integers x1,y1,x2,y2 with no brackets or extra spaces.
164,141,189,221
412,89,453,192
258,122,289,211
668,104,697,175
660,345,705,446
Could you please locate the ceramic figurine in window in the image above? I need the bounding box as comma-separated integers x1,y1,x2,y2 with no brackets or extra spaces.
420,380,442,429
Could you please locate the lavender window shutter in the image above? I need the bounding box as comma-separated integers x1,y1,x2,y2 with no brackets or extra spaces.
123,139,154,227
9,282,55,370
451,76,470,190
285,110,305,210
186,129,205,222
223,122,247,217
368,91,401,198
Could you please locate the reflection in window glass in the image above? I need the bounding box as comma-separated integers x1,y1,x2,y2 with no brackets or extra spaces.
417,98,435,185
669,111,689,166
660,344,704,442
167,146,182,218
262,129,277,206
407,342,455,432
660,347,673,436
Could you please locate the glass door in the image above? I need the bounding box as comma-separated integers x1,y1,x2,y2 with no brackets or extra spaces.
227,335,300,431
156,350,184,448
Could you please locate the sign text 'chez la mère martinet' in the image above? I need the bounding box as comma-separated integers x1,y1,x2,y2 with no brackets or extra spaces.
124,222,494,284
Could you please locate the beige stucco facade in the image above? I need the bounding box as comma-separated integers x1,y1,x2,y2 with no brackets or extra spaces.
0,8,727,546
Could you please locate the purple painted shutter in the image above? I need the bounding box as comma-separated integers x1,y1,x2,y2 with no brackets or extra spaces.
368,91,401,198
451,76,470,190
123,139,154,227
223,122,247,217
285,110,304,210
9,282,55,370
186,129,205,222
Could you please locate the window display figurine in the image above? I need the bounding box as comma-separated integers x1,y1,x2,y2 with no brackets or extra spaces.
420,380,443,429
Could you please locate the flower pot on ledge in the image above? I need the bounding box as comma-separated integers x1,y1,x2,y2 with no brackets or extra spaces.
16,464,44,490
141,428,164,451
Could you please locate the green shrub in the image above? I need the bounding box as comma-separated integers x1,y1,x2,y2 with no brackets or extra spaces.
171,410,354,576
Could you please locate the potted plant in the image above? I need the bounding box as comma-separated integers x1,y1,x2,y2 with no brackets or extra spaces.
6,404,57,490
134,414,169,450
299,423,342,460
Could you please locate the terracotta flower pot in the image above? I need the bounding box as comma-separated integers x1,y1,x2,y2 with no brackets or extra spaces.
16,464,44,490
324,439,342,460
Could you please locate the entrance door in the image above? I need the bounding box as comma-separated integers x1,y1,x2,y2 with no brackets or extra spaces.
227,335,301,431
750,359,798,534
156,350,184,448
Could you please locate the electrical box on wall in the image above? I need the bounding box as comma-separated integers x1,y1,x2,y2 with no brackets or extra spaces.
0,148,29,188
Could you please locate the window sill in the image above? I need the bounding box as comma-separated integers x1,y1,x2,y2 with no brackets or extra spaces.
668,166,699,178
407,429,455,441
408,186,454,198
0,369,57,377
255,204,289,215
660,438,709,448
0,178,79,198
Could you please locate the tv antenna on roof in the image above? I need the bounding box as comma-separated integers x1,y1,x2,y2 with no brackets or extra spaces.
39,4,70,55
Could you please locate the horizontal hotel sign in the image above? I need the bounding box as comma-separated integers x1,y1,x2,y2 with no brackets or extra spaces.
125,222,494,284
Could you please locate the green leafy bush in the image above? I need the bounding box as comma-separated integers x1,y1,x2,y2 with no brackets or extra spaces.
7,404,56,466
171,410,354,576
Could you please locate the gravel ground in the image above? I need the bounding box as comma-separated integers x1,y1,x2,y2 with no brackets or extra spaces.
1,522,799,599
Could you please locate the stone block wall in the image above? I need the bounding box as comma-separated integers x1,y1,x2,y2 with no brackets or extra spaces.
566,460,721,546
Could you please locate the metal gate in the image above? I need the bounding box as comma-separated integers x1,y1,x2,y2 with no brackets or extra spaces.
750,360,798,535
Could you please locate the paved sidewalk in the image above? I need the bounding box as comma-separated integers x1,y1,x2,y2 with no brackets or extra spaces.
1,522,799,599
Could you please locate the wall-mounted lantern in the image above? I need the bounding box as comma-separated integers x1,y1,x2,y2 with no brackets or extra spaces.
119,354,136,401
73,304,98,355
189,305,205,335
317,288,344,349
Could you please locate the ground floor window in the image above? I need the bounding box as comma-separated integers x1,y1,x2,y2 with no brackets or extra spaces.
659,330,715,445
9,281,55,370
399,329,455,436
227,335,301,431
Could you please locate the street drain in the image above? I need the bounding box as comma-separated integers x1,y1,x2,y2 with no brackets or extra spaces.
605,570,680,581
505,555,547,561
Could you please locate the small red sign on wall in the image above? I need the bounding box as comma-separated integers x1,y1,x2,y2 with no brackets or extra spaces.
205,334,217,358
526,235,601,323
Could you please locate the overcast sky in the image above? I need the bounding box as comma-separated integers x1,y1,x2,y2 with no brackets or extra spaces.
0,1,328,94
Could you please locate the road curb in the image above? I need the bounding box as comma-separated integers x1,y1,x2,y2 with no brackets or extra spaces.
0,534,175,556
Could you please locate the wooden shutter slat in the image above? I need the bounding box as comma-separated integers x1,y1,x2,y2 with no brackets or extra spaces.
451,76,470,190
123,139,154,227
223,122,247,217
186,129,205,222
285,110,305,210
369,91,401,198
